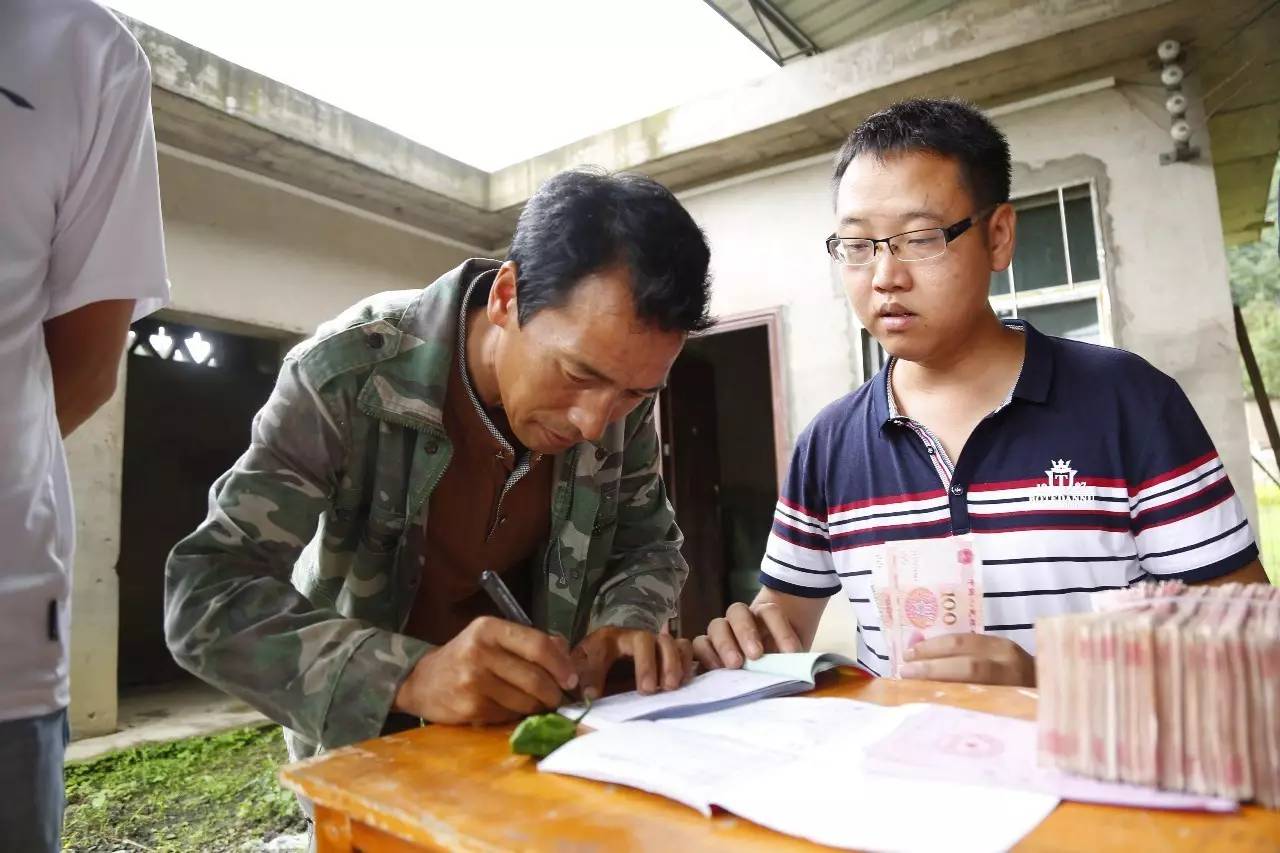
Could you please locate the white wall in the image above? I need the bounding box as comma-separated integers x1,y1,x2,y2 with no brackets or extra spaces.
158,151,476,337
679,82,1257,533
680,159,852,446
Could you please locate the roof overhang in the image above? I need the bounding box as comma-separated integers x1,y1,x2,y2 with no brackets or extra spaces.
126,0,1278,249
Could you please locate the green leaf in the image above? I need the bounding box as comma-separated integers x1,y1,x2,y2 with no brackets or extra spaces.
509,713,579,758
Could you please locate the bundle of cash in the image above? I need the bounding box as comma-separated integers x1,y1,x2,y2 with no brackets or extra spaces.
1036,581,1280,808
871,535,984,677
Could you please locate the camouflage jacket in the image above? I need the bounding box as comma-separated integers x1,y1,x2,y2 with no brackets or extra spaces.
164,259,687,761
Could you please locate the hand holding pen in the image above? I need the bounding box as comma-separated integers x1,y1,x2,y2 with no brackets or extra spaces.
480,570,695,702
390,571,578,725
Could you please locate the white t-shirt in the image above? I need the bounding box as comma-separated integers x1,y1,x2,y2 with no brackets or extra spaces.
0,0,170,722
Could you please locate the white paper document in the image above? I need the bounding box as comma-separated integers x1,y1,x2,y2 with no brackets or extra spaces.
559,652,855,727
539,698,1060,852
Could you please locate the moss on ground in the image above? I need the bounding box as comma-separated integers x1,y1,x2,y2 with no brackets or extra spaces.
64,724,307,853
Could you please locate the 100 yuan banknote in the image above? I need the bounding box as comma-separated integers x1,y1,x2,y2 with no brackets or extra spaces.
872,535,985,677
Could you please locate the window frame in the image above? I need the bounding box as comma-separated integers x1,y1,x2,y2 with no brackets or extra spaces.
989,179,1112,345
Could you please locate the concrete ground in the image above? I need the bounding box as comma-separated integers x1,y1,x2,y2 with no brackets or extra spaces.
67,678,268,763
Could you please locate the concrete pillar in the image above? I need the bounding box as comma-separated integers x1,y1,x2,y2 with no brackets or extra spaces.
63,356,127,739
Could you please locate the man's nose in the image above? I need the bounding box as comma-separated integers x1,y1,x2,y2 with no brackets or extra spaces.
870,243,910,292
567,391,614,443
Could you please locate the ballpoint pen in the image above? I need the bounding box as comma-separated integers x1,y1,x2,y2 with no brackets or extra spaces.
479,570,587,705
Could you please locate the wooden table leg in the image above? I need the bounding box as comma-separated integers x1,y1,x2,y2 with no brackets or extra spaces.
313,805,353,853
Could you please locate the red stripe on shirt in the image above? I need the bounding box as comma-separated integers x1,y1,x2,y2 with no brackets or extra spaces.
773,514,831,538
829,488,948,514
829,513,953,540
778,496,827,522
1132,490,1234,534
1130,473,1229,521
970,507,1129,522
969,475,1128,493
1130,451,1218,496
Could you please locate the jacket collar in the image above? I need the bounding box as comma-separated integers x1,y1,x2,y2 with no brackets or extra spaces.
356,258,501,431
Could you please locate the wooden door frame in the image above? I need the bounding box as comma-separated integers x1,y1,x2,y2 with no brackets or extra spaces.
657,307,790,490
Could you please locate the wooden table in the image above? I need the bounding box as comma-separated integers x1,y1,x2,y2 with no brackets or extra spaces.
279,670,1280,851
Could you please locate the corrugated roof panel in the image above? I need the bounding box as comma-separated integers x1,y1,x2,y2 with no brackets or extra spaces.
782,0,847,27
706,0,970,60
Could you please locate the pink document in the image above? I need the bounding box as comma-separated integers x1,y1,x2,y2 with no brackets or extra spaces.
864,704,1238,812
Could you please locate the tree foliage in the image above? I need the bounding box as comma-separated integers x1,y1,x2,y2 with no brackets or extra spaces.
1229,157,1280,396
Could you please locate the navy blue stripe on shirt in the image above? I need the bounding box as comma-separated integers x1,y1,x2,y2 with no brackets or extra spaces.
856,657,884,675
1157,543,1258,582
764,554,835,576
770,521,829,551
970,511,1132,535
1130,451,1218,498
1138,518,1251,561
856,633,889,661
829,520,954,551
981,553,1137,566
758,573,840,598
984,584,1126,598
1129,461,1224,509
828,488,948,515
776,508,827,532
969,494,1131,507
827,502,950,529
1130,478,1235,534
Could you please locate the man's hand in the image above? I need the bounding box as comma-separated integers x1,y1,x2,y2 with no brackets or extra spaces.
691,601,805,670
572,627,694,700
899,634,1035,686
392,616,579,725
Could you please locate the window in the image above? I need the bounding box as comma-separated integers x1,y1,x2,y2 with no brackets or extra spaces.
127,318,284,375
128,321,219,367
990,183,1106,343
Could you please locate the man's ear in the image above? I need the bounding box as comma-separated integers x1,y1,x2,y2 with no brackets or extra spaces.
488,261,520,329
988,202,1017,274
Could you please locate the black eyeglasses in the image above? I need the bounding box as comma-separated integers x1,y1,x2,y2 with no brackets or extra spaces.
825,207,996,266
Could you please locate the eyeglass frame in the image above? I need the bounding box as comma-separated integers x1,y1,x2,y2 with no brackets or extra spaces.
824,206,998,266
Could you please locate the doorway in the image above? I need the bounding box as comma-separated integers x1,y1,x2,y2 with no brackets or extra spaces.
117,317,286,689
659,310,788,636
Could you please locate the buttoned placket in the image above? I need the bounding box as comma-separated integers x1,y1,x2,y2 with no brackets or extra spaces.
884,356,1021,535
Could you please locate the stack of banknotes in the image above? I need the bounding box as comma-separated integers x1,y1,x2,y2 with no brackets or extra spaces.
1036,581,1280,808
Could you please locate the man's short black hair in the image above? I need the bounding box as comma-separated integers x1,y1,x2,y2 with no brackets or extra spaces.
508,168,713,333
832,98,1011,211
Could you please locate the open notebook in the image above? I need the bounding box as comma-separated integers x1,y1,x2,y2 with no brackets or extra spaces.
558,651,856,727
538,698,1062,852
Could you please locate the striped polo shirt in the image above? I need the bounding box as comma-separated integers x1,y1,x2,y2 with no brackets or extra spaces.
761,321,1257,676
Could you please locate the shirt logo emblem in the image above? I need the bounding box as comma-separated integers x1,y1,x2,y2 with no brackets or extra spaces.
1030,459,1095,502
